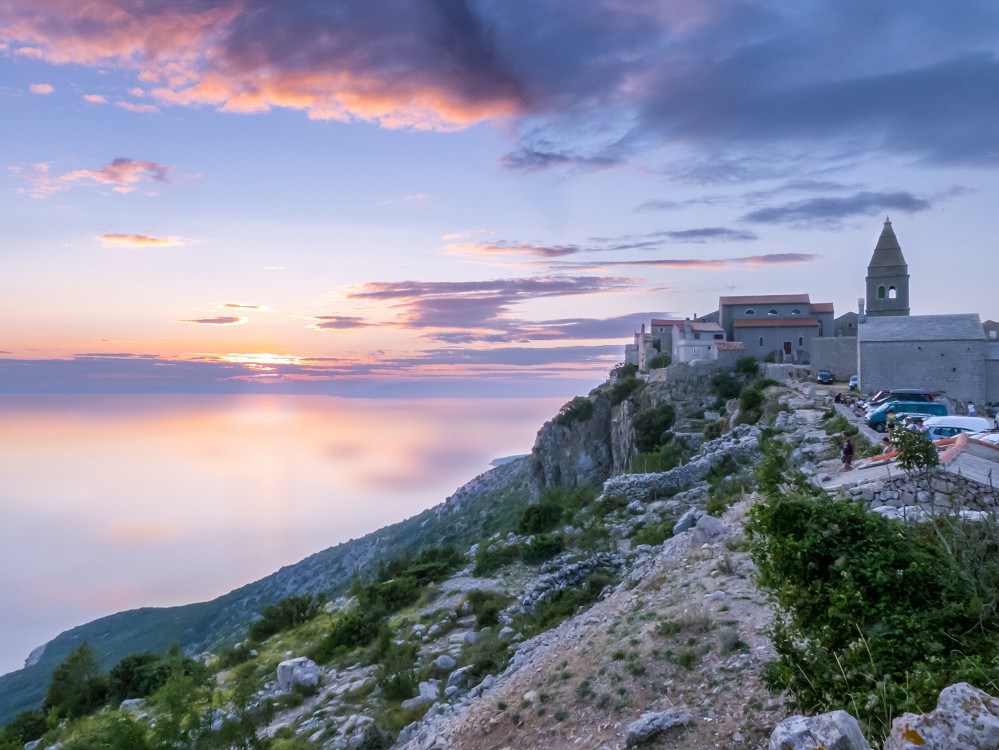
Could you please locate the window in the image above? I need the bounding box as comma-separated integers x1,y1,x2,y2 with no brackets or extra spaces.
798,336,804,347
768,309,778,316
791,308,801,315
888,285,897,299
758,336,764,347
877,285,886,299
745,309,756,315
849,321,854,329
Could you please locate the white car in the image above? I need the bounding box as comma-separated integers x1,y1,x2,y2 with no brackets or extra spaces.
920,416,991,441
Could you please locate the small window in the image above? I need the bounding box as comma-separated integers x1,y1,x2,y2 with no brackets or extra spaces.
798,336,804,347
745,309,756,316
758,336,764,347
888,285,897,300
849,322,854,329
877,285,886,300
791,308,801,315
768,309,778,316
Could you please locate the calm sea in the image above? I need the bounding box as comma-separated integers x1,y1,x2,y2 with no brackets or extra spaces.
0,394,564,674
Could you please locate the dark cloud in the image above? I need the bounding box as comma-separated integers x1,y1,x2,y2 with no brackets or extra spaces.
742,191,932,226
555,253,818,271
500,147,622,172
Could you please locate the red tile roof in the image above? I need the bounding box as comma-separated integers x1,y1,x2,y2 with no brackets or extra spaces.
690,321,724,332
650,319,684,327
811,302,834,313
719,294,810,305
734,317,820,328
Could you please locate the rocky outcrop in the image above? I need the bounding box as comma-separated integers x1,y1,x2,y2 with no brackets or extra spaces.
515,552,623,613
276,657,320,692
529,393,617,499
768,711,872,750
624,708,691,746
883,682,999,750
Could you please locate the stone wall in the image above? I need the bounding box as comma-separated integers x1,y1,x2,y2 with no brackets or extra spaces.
811,336,857,381
987,351,999,403
846,468,999,513
859,339,987,403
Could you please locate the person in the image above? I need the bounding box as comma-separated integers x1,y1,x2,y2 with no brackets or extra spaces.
881,437,892,454
886,407,898,435
968,402,977,417
841,431,855,471
834,393,842,404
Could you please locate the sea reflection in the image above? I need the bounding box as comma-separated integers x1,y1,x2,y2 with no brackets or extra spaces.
0,394,564,674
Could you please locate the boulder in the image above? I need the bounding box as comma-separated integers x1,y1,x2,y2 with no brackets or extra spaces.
768,711,872,750
624,709,690,746
673,507,702,535
692,514,727,544
883,682,999,750
119,697,146,713
276,656,320,692
431,654,457,673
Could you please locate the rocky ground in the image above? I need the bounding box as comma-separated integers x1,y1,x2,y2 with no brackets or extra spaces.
400,499,787,750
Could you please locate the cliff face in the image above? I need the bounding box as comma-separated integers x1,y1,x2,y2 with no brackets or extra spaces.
528,367,719,499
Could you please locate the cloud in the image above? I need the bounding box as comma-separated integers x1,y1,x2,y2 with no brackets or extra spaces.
22,157,174,198
221,303,266,310
500,146,622,172
404,193,429,201
82,93,107,104
115,101,161,114
742,191,933,226
178,316,246,326
29,83,53,94
446,240,582,259
557,253,818,272
312,315,371,330
97,233,185,248
0,0,527,130
345,275,633,342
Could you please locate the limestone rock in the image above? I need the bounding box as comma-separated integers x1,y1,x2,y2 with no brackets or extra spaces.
624,709,691,746
768,711,872,750
692,514,727,544
431,654,457,673
883,682,999,750
275,656,320,692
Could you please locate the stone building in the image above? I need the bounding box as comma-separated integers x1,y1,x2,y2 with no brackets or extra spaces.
864,218,910,317
714,294,834,363
671,319,726,364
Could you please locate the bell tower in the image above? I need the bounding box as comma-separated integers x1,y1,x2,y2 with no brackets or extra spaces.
865,217,910,317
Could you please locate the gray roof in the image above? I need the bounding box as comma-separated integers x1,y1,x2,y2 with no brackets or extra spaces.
867,218,908,274
859,313,985,342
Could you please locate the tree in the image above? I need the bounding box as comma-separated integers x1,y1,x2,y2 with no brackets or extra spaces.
107,651,169,703
44,643,108,719
893,427,940,475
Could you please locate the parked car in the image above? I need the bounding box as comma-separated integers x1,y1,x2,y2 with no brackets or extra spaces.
816,369,834,384
920,416,991,441
865,388,935,411
866,401,948,432
848,374,859,390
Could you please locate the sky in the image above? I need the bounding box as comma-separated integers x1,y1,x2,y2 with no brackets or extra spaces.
2,0,999,394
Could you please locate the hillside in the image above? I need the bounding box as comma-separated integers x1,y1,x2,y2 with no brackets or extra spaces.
0,456,532,725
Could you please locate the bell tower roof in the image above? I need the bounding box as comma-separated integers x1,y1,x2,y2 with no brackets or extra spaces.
868,216,907,274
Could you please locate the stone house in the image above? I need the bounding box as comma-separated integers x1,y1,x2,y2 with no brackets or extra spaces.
714,294,834,364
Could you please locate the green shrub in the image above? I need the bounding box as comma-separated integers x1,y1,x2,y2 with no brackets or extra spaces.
632,519,675,546
474,542,520,575
248,594,322,642
44,643,108,720
517,497,565,535
311,609,382,662
374,629,419,701
734,357,759,376
632,403,676,453
738,385,765,425
702,421,723,440
748,490,999,739
711,372,742,400
893,427,940,475
0,710,48,746
517,572,616,637
462,630,510,681
648,353,672,369
521,533,565,565
554,397,595,426
466,589,509,629
62,713,150,750
610,376,643,406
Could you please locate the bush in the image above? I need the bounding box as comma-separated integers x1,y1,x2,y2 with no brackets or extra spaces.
62,713,149,750
632,403,676,453
462,630,510,681
553,397,595,426
247,594,322,642
711,372,742,400
893,427,940,475
311,609,382,661
473,542,521,575
632,519,675,546
738,385,765,425
702,421,723,440
517,496,565,535
734,357,759,376
466,589,509,628
517,572,616,637
610,376,643,406
648,353,671,369
748,490,999,739
521,533,565,565
44,643,108,719
0,710,47,746
626,443,685,474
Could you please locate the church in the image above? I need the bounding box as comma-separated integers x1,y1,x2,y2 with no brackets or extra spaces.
855,219,999,409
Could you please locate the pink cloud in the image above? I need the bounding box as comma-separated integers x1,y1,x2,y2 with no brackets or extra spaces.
115,101,161,114
97,233,185,249
178,316,246,326
22,157,174,198
0,0,526,130
29,83,54,94
82,93,107,104
446,240,581,258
